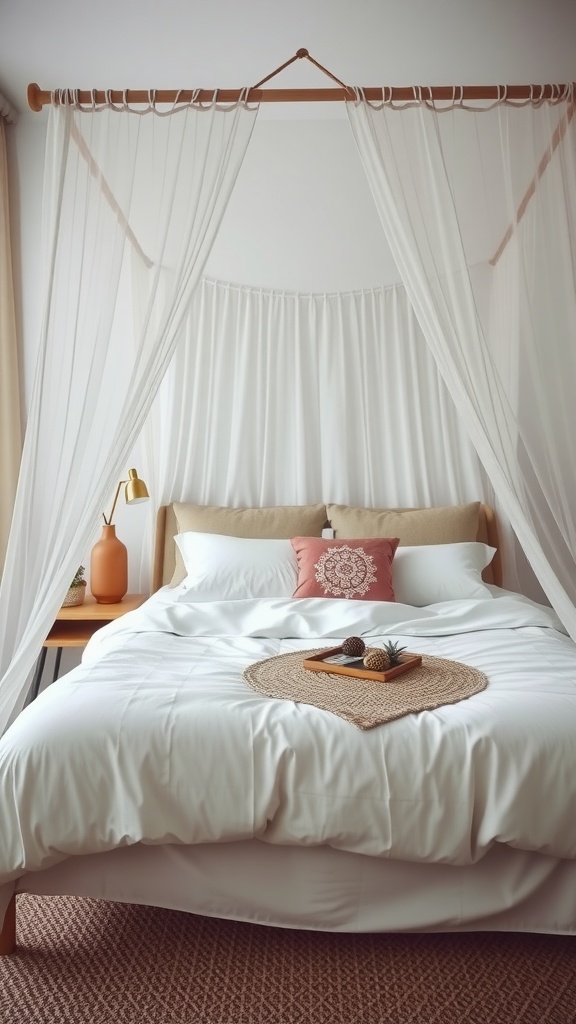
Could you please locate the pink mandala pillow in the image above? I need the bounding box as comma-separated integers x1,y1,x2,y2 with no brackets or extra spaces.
290,536,399,601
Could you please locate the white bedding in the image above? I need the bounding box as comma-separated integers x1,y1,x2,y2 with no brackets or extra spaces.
1,587,576,898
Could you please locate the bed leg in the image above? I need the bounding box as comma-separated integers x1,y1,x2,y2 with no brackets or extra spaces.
0,895,16,955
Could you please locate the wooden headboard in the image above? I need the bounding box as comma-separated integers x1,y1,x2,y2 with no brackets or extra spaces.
477,504,502,586
153,503,182,591
153,502,501,591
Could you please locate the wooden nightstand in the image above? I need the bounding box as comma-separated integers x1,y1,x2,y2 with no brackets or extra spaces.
29,594,148,701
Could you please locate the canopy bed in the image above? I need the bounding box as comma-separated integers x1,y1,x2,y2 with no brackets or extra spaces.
1,55,576,953
2,497,576,955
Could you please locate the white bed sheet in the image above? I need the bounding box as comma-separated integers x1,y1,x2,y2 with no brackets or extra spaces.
1,586,575,926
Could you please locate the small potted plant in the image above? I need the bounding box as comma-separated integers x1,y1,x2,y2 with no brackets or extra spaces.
61,565,87,608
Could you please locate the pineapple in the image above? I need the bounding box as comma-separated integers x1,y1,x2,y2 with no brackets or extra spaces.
382,640,408,666
364,641,408,672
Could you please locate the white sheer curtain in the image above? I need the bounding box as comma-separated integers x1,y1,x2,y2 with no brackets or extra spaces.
140,277,491,588
346,94,576,638
0,98,257,735
0,114,21,578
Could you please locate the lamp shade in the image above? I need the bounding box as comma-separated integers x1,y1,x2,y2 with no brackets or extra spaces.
104,468,150,526
125,468,149,505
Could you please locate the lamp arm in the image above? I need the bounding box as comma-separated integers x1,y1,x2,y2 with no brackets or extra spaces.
106,479,126,526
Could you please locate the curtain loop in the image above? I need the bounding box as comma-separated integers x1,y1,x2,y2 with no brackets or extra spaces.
239,86,259,111
105,89,121,113
174,89,186,111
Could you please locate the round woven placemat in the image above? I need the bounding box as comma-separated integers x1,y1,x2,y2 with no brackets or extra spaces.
243,650,488,730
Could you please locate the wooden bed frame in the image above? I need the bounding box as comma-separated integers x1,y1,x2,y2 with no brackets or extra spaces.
0,500,502,955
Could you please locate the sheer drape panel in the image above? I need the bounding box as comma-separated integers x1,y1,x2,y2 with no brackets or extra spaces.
0,119,21,577
347,97,576,638
492,103,576,599
141,277,489,575
0,101,257,735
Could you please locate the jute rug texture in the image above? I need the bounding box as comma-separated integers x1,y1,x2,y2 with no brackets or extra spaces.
1,894,575,1023
243,649,488,728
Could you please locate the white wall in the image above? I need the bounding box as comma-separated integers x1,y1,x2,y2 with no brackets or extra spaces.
205,118,399,292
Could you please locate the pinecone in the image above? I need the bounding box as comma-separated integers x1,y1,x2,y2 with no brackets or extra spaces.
363,649,391,672
342,636,366,657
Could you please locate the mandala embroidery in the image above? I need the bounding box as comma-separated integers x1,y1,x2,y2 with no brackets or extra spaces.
313,545,377,598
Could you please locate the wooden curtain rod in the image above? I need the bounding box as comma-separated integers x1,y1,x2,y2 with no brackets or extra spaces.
27,82,575,112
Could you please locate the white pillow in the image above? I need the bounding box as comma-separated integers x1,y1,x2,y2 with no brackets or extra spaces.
392,542,496,606
175,532,298,601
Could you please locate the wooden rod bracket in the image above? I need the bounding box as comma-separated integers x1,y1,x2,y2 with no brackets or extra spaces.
27,83,43,113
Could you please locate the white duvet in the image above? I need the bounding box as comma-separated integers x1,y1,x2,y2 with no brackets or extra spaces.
1,588,576,892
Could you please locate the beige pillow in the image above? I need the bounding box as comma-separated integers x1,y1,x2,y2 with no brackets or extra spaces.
326,502,482,546
170,503,328,585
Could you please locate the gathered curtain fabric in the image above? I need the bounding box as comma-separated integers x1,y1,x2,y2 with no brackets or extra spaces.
0,118,21,579
2,87,575,736
0,99,258,735
140,276,491,593
346,95,576,639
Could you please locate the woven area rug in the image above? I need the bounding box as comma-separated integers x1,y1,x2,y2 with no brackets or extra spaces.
243,649,487,728
1,895,575,1024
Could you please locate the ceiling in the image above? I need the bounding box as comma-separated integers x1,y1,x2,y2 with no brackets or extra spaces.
1,0,575,122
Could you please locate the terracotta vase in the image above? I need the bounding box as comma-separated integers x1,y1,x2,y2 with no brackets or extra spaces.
90,525,128,604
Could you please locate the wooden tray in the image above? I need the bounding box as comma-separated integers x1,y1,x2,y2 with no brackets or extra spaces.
303,646,422,683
